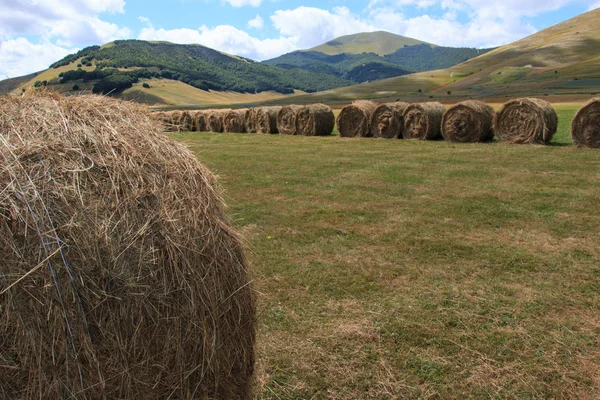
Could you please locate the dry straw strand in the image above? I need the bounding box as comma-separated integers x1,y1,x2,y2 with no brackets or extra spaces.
370,102,410,139
494,98,557,144
296,104,335,137
441,100,495,143
277,105,303,135
0,91,255,399
571,97,600,148
336,100,378,138
256,107,281,134
208,109,228,133
223,109,247,133
403,102,446,140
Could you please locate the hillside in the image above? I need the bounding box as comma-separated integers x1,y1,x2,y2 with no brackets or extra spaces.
285,8,600,104
308,31,431,55
263,44,492,84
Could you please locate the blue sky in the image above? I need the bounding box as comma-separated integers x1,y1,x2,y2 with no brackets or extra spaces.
1,0,599,78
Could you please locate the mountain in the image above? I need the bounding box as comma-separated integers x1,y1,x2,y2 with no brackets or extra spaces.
262,44,492,84
308,31,431,56
281,8,600,104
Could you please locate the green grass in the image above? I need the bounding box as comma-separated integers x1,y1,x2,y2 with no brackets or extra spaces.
173,104,600,399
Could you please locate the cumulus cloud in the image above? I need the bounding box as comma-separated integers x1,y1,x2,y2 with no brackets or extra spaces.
248,15,264,29
0,38,76,78
222,0,263,7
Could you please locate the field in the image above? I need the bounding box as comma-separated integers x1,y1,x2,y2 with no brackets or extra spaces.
174,103,599,399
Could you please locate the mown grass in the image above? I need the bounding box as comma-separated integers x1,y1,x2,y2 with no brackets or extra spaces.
174,104,600,399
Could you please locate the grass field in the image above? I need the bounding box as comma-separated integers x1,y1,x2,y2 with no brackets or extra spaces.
174,104,600,399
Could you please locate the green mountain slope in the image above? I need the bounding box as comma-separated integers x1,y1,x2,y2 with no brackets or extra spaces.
309,31,431,55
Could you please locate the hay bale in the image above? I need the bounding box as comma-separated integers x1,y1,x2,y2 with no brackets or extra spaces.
441,100,495,143
296,104,335,136
403,102,446,140
369,102,410,139
336,100,378,137
256,106,281,134
224,109,247,133
494,98,557,144
245,108,258,133
169,110,183,132
570,98,600,148
277,105,302,135
0,92,255,399
192,110,208,132
151,111,177,132
178,110,194,132
208,109,228,133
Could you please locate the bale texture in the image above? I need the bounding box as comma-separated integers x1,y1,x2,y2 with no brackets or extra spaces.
192,110,208,132
151,111,178,132
277,105,302,135
336,100,378,138
256,106,281,134
403,102,446,140
169,110,183,132
0,92,255,399
223,109,247,133
296,104,335,136
494,98,557,144
571,97,600,148
178,110,194,132
208,109,228,133
245,108,258,133
441,100,495,143
370,102,410,139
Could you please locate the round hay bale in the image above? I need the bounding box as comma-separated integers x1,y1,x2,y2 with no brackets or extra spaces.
169,110,183,132
151,111,176,132
0,92,256,399
403,102,446,140
570,97,600,148
192,110,208,132
178,110,194,132
224,109,247,133
277,105,302,135
296,104,335,136
245,108,258,133
336,100,378,138
441,100,495,143
369,102,410,139
208,109,228,133
494,98,557,144
256,106,281,134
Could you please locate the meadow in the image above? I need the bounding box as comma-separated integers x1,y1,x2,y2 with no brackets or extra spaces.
175,103,600,399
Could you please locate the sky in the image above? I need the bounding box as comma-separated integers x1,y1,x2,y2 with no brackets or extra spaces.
1,0,599,79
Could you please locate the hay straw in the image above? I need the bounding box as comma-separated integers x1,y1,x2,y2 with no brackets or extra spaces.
223,109,247,133
208,109,228,133
441,100,495,143
0,91,255,399
277,105,303,135
178,110,194,132
370,102,410,139
192,110,208,132
336,100,378,138
296,104,335,136
245,108,258,133
403,102,446,140
570,97,600,148
256,107,281,134
494,98,557,144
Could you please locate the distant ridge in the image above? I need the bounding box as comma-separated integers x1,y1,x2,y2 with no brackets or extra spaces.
308,31,433,56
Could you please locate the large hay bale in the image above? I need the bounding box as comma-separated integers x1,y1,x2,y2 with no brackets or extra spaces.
370,102,410,139
169,110,183,132
0,92,255,399
256,106,281,134
494,98,557,144
245,108,258,133
151,111,177,132
224,109,247,133
192,110,208,132
403,102,446,140
336,100,378,137
570,97,600,148
441,100,495,143
178,110,194,132
296,104,335,136
277,105,303,135
208,109,228,133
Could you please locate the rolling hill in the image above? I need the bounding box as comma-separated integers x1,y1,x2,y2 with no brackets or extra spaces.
308,31,431,55
284,8,600,104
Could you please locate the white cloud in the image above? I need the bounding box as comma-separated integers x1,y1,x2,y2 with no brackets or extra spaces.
0,38,76,78
222,0,263,7
588,1,600,9
248,15,264,29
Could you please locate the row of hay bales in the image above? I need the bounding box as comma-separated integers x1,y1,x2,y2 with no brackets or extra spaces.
337,97,600,148
153,104,336,136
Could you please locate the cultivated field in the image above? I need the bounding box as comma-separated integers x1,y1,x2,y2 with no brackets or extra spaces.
175,103,600,399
